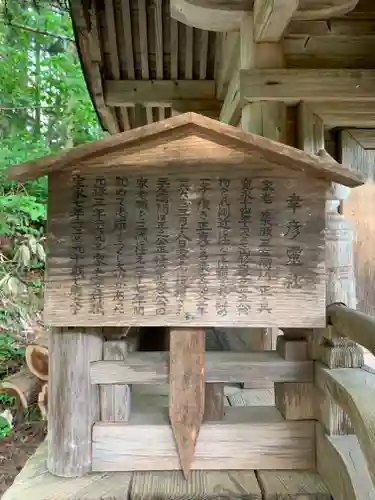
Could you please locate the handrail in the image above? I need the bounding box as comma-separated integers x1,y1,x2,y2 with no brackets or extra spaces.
327,303,375,358
315,363,375,489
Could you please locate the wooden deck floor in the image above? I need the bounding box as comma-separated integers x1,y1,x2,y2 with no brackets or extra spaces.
1,389,331,500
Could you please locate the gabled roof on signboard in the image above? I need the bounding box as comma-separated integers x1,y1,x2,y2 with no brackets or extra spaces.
8,112,364,187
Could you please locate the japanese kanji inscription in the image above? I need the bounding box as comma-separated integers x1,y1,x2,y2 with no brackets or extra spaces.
46,165,326,327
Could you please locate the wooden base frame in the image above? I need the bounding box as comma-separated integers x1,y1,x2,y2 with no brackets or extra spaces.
91,406,315,472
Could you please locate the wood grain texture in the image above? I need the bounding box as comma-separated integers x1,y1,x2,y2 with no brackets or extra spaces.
1,440,133,500
169,328,205,476
316,425,375,500
100,341,131,422
341,130,375,316
90,351,314,385
47,327,102,477
130,470,262,500
45,152,328,328
257,470,331,499
92,407,315,471
315,362,375,485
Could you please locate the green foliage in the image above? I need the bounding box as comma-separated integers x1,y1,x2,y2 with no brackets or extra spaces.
0,0,104,191
0,1,104,349
0,414,12,438
0,195,46,236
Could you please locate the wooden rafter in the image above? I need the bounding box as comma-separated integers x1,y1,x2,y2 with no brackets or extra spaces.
103,0,130,131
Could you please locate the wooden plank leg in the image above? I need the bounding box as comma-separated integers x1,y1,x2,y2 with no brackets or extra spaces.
169,327,205,477
48,327,102,477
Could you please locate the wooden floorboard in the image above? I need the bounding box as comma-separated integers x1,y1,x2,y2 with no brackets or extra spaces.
0,441,132,500
130,470,262,500
257,470,331,499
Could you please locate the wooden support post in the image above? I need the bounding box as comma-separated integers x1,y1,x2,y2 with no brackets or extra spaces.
275,335,315,421
48,327,103,477
100,341,131,422
169,328,205,477
239,14,286,359
298,102,363,435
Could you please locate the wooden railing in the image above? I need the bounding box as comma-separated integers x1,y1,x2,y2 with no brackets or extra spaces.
327,303,375,358
318,303,375,490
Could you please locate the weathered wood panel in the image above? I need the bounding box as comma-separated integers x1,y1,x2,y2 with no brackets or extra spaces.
92,407,315,471
45,157,326,327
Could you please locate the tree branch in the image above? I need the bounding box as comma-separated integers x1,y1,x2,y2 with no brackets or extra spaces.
6,21,74,42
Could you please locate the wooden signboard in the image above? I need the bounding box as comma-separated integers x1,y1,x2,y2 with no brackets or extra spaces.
45,161,326,327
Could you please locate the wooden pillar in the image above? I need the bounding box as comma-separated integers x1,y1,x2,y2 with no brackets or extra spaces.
297,103,363,435
48,327,103,477
239,14,286,354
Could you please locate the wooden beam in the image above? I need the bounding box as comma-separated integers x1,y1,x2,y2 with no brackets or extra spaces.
90,351,313,385
104,80,216,106
241,69,375,104
254,0,299,42
91,407,315,471
310,103,375,129
169,328,205,477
